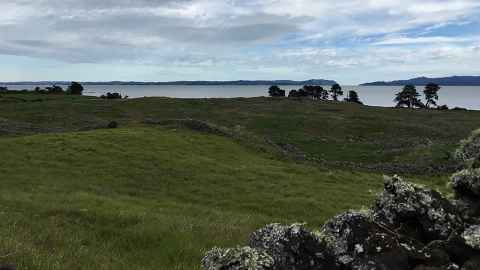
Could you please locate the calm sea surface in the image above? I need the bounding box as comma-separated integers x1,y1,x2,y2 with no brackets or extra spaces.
4,84,480,110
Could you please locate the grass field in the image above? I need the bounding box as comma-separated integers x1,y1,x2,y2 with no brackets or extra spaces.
0,92,478,269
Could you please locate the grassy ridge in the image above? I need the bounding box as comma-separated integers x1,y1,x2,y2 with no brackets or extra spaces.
2,93,480,173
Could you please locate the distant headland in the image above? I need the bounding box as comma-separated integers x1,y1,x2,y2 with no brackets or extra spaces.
361,76,480,86
1,79,337,86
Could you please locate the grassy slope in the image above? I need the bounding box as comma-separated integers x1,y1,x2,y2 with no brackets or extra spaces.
0,93,476,269
0,127,394,270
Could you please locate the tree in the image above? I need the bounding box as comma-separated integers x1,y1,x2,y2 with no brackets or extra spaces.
330,84,343,101
0,86,7,92
268,85,285,97
394,85,424,108
345,90,363,104
423,83,440,108
68,82,84,95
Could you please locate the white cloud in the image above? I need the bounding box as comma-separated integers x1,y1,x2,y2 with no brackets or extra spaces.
0,0,480,83
374,36,479,45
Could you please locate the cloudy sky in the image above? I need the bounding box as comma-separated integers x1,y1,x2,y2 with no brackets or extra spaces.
1,0,480,84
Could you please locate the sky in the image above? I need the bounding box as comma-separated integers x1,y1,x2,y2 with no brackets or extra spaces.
1,0,480,84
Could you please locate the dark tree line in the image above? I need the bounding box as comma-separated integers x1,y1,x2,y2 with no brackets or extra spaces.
268,84,362,105
33,82,84,95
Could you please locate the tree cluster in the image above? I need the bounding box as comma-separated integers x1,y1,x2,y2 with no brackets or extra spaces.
268,84,363,104
394,83,442,109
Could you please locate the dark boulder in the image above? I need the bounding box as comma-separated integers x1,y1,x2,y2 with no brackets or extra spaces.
322,211,424,270
373,176,463,242
249,223,338,270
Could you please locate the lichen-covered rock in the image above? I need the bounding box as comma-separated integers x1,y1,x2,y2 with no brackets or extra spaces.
462,225,480,250
202,246,274,270
321,210,422,270
373,175,463,242
455,129,480,169
249,223,338,270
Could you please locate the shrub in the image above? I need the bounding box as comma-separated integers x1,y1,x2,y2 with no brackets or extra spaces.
100,92,123,99
46,85,65,94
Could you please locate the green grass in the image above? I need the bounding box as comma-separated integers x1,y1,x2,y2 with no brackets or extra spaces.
2,93,480,173
0,93,474,269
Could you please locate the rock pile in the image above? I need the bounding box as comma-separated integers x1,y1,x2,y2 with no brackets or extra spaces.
202,129,480,270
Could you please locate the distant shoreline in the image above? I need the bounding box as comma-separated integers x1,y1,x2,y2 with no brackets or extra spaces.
361,76,480,86
0,79,337,86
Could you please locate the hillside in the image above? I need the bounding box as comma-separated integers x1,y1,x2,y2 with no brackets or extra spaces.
0,93,479,269
361,75,480,86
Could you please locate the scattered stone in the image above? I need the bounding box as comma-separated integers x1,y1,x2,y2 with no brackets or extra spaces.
249,223,337,270
107,121,118,129
373,175,462,242
202,246,274,270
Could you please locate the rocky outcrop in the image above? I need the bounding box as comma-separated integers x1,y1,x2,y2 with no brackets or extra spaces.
202,130,480,270
202,175,480,270
373,176,462,242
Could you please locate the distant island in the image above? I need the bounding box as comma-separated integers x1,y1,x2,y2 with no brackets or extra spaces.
1,79,337,86
361,76,480,86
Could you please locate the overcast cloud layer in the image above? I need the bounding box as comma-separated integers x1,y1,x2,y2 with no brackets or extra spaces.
1,0,480,84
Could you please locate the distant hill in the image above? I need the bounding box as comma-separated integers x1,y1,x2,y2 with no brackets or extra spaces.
361,76,480,86
1,79,337,86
